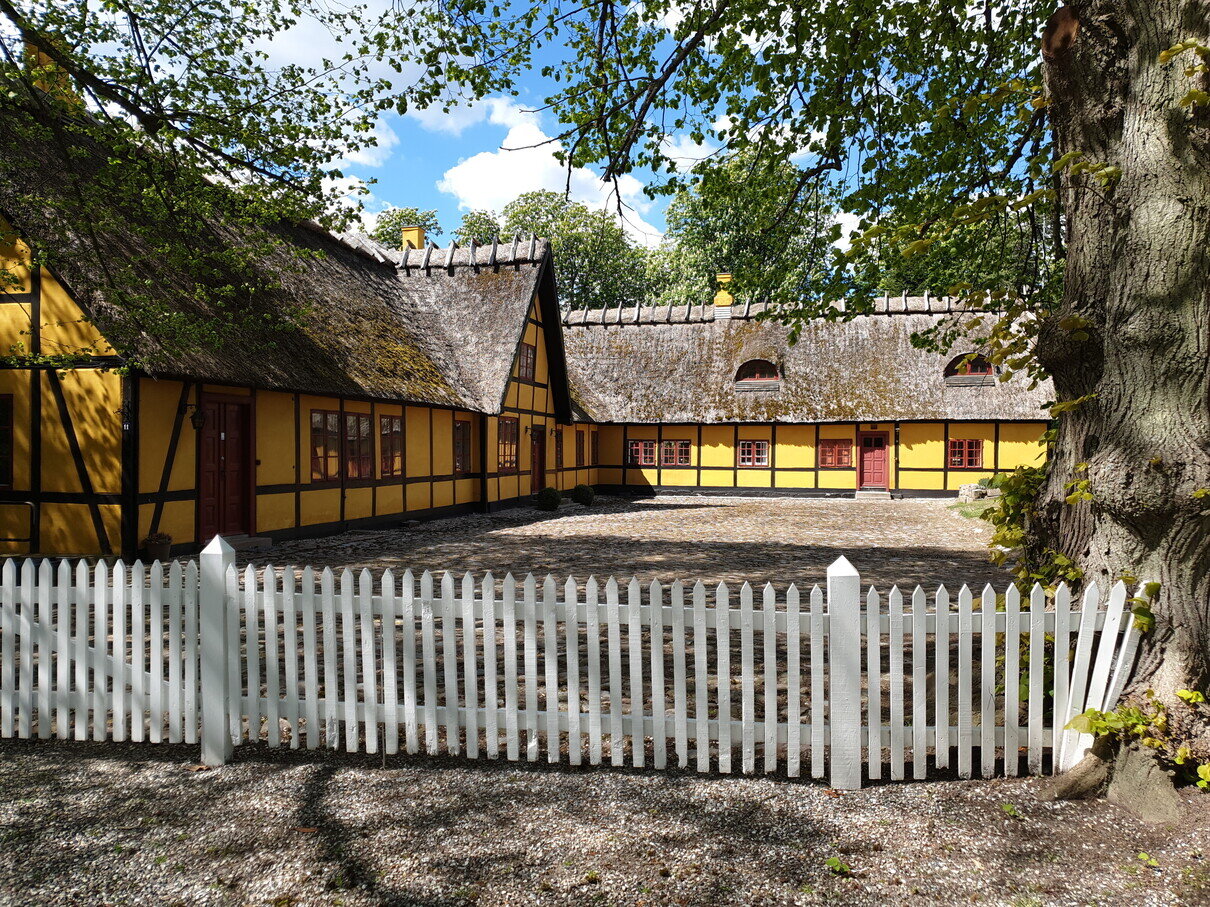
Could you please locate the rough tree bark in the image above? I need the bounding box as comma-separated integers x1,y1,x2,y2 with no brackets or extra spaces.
1037,1,1210,702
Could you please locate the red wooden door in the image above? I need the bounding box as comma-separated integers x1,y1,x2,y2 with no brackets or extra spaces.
199,400,253,541
530,433,545,493
858,433,889,489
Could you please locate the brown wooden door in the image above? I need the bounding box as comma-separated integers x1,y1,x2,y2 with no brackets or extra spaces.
199,399,253,541
858,433,889,489
530,433,545,493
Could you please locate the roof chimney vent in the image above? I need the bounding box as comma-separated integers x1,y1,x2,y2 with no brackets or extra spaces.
713,273,734,320
401,225,426,250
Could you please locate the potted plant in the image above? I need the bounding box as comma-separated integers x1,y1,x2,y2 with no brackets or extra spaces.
141,531,172,562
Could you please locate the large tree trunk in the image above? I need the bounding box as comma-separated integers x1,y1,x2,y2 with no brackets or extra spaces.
1037,0,1210,699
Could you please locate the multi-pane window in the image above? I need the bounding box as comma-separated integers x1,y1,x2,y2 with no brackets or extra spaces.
576,430,585,468
518,342,537,382
0,396,12,487
591,432,599,466
498,417,519,473
948,438,984,469
818,438,852,468
344,413,373,480
626,439,657,466
380,415,403,477
555,429,564,470
310,410,342,482
453,420,472,475
737,439,770,467
661,439,691,466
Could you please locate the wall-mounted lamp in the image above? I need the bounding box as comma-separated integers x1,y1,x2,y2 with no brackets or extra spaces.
182,403,207,431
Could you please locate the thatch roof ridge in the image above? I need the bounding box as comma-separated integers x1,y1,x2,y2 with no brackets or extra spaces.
562,295,990,328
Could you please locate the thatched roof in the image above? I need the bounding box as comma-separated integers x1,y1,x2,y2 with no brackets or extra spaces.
0,119,568,417
562,301,1053,423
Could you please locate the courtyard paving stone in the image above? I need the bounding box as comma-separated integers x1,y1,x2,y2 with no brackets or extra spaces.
251,495,1008,593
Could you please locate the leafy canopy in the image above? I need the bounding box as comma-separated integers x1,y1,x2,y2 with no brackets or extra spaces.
417,1,1062,359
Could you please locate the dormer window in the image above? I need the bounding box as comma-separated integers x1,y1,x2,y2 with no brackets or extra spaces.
944,354,996,387
735,359,780,392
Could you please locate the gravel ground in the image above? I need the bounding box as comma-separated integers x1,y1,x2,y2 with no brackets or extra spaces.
3,739,1209,906
257,496,1006,593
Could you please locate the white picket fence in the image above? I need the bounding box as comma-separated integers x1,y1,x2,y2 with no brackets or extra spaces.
0,536,1141,788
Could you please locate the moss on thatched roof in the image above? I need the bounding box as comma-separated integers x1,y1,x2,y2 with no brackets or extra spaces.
0,121,564,415
562,303,1052,424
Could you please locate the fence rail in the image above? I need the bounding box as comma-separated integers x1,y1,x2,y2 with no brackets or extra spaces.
0,537,1141,789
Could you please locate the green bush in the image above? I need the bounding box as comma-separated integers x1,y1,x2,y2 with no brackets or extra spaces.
570,483,595,506
534,486,562,511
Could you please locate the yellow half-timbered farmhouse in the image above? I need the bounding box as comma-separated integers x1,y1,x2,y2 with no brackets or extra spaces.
0,155,1050,560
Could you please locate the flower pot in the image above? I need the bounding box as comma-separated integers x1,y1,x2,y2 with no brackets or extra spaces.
144,541,171,563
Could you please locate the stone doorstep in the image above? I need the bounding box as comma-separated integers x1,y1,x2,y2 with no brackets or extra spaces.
853,489,892,501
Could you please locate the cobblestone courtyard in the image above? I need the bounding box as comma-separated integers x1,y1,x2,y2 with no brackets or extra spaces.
258,495,1006,592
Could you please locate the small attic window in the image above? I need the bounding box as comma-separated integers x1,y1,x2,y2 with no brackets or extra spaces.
944,354,996,387
735,359,780,392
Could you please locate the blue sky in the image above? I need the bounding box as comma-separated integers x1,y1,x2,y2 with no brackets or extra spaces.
340,90,680,246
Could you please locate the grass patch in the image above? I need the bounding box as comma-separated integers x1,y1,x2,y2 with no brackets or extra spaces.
949,500,995,520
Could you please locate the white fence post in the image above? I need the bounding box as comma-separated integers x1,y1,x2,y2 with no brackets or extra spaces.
827,556,862,790
200,536,235,766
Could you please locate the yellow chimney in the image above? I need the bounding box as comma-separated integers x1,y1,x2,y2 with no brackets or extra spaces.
401,225,426,250
714,273,734,318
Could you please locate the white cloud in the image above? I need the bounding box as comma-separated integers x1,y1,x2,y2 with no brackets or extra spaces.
659,133,720,167
339,117,400,168
407,96,539,137
438,119,664,245
833,211,862,251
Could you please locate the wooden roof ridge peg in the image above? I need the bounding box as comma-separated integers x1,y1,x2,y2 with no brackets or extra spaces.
420,240,434,275
633,300,642,323
469,238,478,271
742,296,752,319
488,236,498,269
445,237,458,273
528,233,537,261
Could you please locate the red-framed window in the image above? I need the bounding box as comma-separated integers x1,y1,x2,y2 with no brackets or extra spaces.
737,439,770,467
380,415,403,477
948,438,984,469
626,439,657,466
517,342,537,382
310,410,341,482
735,359,779,382
591,432,599,466
344,413,373,480
0,395,12,487
576,430,586,467
555,429,564,470
498,417,519,473
454,420,472,475
818,438,852,468
661,439,691,466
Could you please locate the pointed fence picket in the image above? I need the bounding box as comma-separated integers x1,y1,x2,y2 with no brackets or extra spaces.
0,546,1147,790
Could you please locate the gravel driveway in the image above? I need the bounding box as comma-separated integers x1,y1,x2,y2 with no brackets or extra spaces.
2,739,1208,906
258,496,1006,593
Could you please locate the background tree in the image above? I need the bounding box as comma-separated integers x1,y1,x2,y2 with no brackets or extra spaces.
499,190,650,311
370,208,443,249
454,210,502,245
423,1,1210,777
